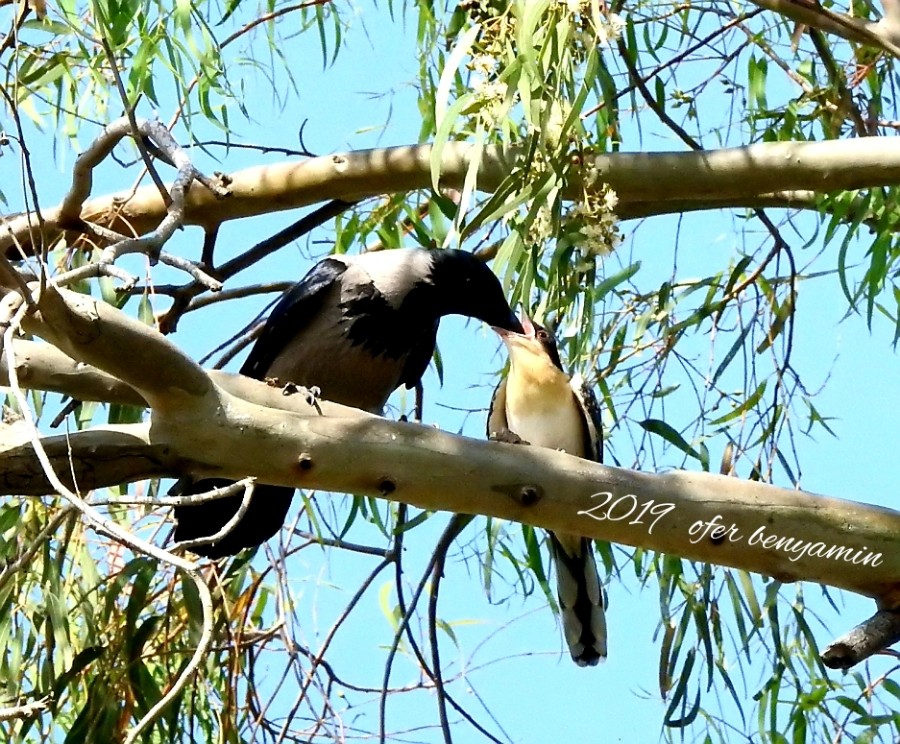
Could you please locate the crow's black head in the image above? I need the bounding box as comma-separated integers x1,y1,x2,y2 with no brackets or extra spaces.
428,250,523,333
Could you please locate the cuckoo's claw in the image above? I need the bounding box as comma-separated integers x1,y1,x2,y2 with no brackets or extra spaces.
490,427,531,446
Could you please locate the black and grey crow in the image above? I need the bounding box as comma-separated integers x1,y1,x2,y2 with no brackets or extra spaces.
488,314,607,666
173,247,523,557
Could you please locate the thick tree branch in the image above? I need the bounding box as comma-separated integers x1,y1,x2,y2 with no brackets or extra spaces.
9,283,210,412
2,393,898,607
3,277,898,668
884,0,900,36
0,696,50,722
0,338,147,406
0,422,172,494
748,0,900,55
0,338,376,412
822,609,900,668
6,139,900,255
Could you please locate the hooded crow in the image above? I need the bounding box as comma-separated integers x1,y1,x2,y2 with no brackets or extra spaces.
489,314,607,666
173,248,523,557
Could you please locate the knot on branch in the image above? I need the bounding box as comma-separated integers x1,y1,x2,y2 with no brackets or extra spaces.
517,485,543,506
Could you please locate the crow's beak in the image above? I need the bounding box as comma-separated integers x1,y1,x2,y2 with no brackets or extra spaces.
493,310,533,339
496,308,524,335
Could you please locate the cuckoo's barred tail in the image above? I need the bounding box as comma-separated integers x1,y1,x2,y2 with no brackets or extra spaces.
549,532,607,666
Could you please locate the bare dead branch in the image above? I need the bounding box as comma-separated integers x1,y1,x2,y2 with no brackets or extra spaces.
59,117,228,225
0,696,51,722
46,116,230,285
155,251,223,291
822,609,900,668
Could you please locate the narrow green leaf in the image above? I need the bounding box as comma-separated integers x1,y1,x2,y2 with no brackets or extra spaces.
378,582,398,630
709,382,767,426
710,323,752,387
639,419,702,461
593,262,641,302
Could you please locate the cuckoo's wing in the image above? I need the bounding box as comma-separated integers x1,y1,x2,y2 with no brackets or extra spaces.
571,375,603,464
486,376,509,439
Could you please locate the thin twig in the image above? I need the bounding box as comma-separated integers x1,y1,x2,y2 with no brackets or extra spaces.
184,282,295,313
380,510,504,744
290,529,393,558
584,10,761,118
98,35,171,205
155,199,355,334
428,514,476,744
282,557,394,742
53,261,138,291
156,252,223,292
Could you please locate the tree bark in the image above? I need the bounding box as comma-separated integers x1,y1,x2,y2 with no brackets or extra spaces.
5,138,900,257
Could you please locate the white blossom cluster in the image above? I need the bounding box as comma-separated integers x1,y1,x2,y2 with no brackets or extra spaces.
555,0,626,49
468,51,510,125
567,182,622,258
595,12,625,46
470,53,496,77
528,204,555,246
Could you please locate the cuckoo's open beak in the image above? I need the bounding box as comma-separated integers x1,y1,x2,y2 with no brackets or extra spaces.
492,310,535,339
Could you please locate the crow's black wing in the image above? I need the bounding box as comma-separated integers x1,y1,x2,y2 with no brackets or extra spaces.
174,258,347,558
397,322,439,389
240,257,348,380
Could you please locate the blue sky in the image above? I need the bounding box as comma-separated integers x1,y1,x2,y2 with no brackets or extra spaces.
4,1,899,741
